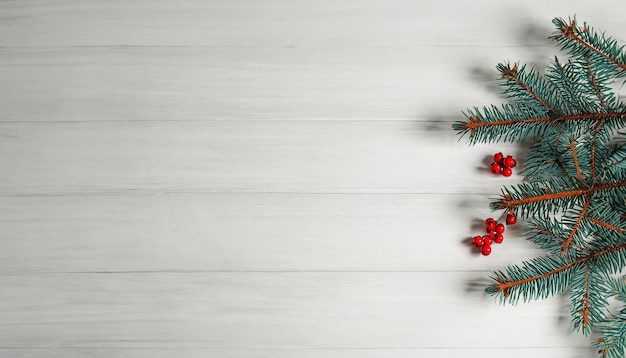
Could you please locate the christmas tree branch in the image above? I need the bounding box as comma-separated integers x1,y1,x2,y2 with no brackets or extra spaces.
561,199,591,253
490,242,626,300
498,63,555,111
554,18,626,71
591,119,602,181
457,15,626,355
492,255,576,300
585,57,607,109
569,137,585,182
588,217,624,233
607,157,626,168
457,112,626,142
596,308,626,358
533,224,568,241
494,181,626,211
528,221,585,253
549,59,584,112
495,188,586,209
570,263,612,336
556,158,575,181
582,263,591,329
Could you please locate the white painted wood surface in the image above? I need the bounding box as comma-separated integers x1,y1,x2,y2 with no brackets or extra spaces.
2,1,624,357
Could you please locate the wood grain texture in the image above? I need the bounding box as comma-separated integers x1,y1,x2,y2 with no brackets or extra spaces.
0,46,506,121
0,1,622,357
0,120,519,195
0,348,597,358
0,273,592,352
0,193,545,273
1,0,624,47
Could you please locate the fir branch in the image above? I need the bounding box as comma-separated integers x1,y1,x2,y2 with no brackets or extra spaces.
589,217,625,234
574,263,592,332
492,184,584,213
570,264,611,335
583,264,591,329
596,307,626,358
553,17,626,74
523,137,576,180
454,112,626,144
492,180,626,213
487,253,576,304
526,221,574,254
546,57,589,113
606,150,626,168
456,16,626,354
487,242,626,303
569,137,585,182
592,119,602,182
561,199,591,254
497,62,557,111
584,57,608,110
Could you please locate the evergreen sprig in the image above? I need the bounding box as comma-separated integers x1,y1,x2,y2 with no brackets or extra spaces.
454,16,626,356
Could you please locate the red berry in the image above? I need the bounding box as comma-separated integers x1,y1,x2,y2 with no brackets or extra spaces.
506,214,517,225
487,230,496,238
473,236,484,247
486,221,496,231
494,233,504,243
481,244,492,256
490,162,502,175
494,152,503,163
502,167,513,177
485,218,496,226
482,236,493,246
503,156,517,168
495,223,505,233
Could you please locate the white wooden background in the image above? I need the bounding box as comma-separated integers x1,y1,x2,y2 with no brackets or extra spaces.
2,1,626,357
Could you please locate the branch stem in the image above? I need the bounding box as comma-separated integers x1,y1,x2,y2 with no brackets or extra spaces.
561,21,626,71
462,112,626,132
496,181,626,209
495,243,626,296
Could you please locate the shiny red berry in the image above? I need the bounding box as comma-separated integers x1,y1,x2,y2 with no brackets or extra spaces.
506,214,517,225
495,223,505,233
473,236,484,247
487,230,496,238
502,167,513,177
486,222,496,231
494,233,504,243
494,152,503,163
503,156,517,168
482,236,493,246
481,244,492,256
490,162,502,174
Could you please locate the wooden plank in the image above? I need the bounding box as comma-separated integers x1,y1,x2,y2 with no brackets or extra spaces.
0,348,595,358
0,272,592,352
0,120,523,195
0,46,509,122
3,0,621,48
0,193,541,273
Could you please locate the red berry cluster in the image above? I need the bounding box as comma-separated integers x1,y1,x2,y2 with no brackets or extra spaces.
472,213,517,256
490,152,517,177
